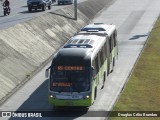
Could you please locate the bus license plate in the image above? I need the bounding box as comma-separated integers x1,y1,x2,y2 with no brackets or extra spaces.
65,102,73,106
72,95,79,99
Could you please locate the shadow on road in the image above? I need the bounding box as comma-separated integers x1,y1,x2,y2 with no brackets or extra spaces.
8,79,88,119
21,5,28,8
19,10,44,14
129,34,148,40
53,3,72,6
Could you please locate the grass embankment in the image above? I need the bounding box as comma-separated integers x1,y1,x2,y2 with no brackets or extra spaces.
108,16,160,120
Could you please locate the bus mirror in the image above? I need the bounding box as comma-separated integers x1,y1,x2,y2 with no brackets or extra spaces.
45,66,50,78
92,66,95,70
45,69,49,78
92,67,96,77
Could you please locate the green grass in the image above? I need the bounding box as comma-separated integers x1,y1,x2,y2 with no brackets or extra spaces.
108,16,160,120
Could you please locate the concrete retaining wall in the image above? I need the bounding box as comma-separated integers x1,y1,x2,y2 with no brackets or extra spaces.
0,0,110,104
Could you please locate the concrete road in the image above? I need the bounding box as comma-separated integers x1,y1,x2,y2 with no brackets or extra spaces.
0,0,86,29
0,0,160,120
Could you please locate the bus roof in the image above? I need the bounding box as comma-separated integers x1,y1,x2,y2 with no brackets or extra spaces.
79,23,116,37
64,34,106,49
64,34,104,48
52,34,106,66
52,48,92,66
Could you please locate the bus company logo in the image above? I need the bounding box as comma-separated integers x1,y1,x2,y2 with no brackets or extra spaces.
2,112,11,117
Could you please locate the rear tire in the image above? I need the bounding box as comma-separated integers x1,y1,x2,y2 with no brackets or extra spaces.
70,0,73,4
48,4,51,10
28,7,32,12
42,4,46,11
4,11,6,16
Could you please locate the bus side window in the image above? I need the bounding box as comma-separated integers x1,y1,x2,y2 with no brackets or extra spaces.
92,60,96,77
103,45,106,60
100,48,104,65
114,31,117,47
95,56,99,74
104,42,107,59
109,37,112,53
98,52,101,68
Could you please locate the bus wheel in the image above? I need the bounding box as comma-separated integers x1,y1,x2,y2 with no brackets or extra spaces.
110,57,115,73
48,4,51,10
101,72,106,89
107,61,110,75
113,57,115,67
42,5,46,11
94,87,97,100
28,7,32,12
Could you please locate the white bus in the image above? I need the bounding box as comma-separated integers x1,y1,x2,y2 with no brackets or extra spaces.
46,23,118,107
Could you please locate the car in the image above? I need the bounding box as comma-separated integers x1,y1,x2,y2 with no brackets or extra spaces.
57,0,73,5
27,0,52,12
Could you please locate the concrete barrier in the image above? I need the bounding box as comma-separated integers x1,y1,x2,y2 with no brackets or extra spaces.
0,0,111,104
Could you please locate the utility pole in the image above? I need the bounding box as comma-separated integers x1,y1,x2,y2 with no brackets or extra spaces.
74,0,77,20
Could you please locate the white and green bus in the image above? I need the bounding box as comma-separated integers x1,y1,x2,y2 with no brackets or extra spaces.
45,23,118,107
